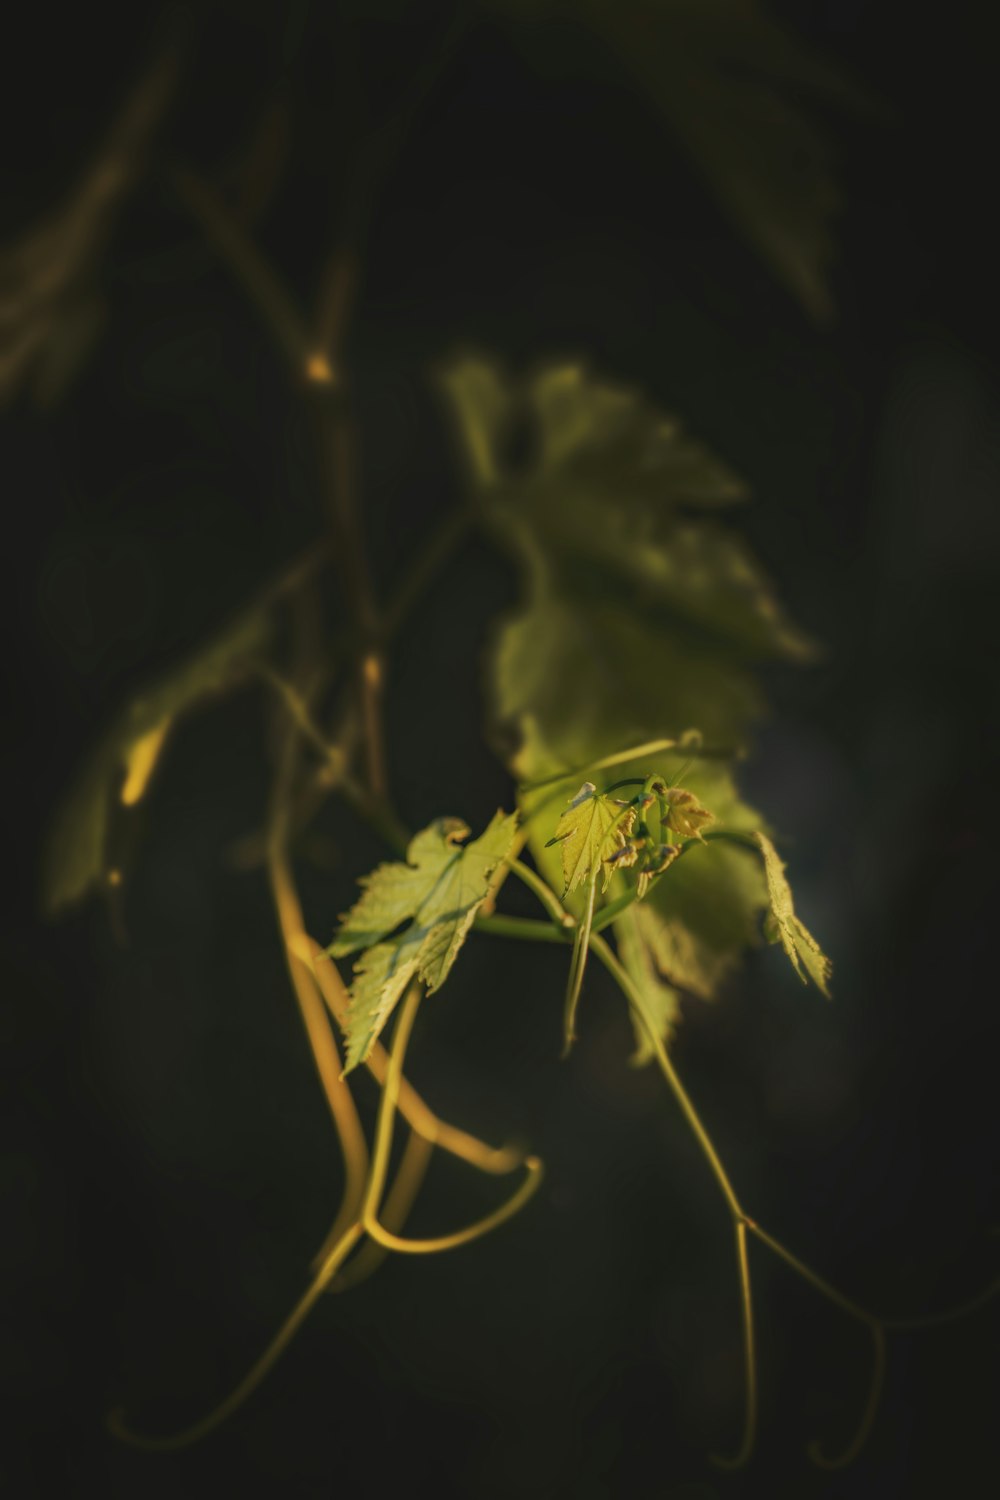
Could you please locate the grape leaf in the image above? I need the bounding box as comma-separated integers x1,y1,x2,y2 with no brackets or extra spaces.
42,605,270,915
754,830,832,996
662,787,714,841
445,359,812,667
494,0,875,320
546,782,636,894
329,811,519,1072
442,355,808,1003
328,818,472,956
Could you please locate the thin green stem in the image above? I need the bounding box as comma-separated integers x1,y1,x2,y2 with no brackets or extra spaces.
519,737,735,791
307,936,526,1179
171,165,312,374
711,1220,758,1470
362,982,424,1217
749,1217,1000,1333
481,871,998,1469
108,1221,364,1450
562,876,597,1057
591,889,638,932
590,934,743,1221
808,1324,886,1470
474,913,570,945
253,664,344,773
745,1219,876,1327
507,858,574,928
331,1128,434,1292
881,1275,1000,1332
365,1156,544,1256
679,827,761,856
358,980,544,1255
384,508,475,637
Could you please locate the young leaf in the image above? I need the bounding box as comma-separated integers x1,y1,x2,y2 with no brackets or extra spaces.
754,831,832,997
662,786,714,841
615,903,683,1065
547,783,635,894
329,812,519,1072
42,605,270,915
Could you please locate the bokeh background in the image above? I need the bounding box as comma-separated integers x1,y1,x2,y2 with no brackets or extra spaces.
2,3,997,1496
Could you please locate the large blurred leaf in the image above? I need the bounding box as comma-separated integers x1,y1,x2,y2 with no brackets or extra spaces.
42,606,270,916
328,812,519,1072
442,354,813,1023
0,42,179,406
496,0,872,320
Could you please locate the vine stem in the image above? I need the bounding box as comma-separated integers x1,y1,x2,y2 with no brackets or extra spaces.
383,507,476,636
589,937,744,1224
481,869,998,1467
107,1223,365,1452
809,1323,887,1470
109,979,542,1449
331,1128,433,1291
562,876,597,1057
359,984,544,1257
712,1220,758,1471
172,161,389,804
519,737,736,791
305,936,527,1180
266,655,370,1221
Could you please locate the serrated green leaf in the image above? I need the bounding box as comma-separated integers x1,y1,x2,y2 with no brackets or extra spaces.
342,944,422,1075
754,830,832,996
442,355,802,997
330,811,519,1072
42,605,270,916
615,903,683,1064
548,783,635,894
328,818,472,956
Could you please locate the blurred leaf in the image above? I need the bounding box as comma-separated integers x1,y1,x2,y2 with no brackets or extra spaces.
496,0,874,319
754,830,832,995
42,606,270,916
0,42,179,406
329,812,519,1072
615,902,683,1063
442,353,811,1004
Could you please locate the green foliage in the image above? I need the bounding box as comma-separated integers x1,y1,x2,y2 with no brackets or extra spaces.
495,0,868,319
29,10,969,1473
754,830,832,996
41,606,270,915
329,812,519,1072
442,354,811,1005
546,781,636,894
661,786,714,841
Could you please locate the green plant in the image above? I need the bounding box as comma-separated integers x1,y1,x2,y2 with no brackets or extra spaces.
21,1,995,1474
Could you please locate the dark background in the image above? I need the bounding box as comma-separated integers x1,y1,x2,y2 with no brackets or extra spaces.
2,3,997,1496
